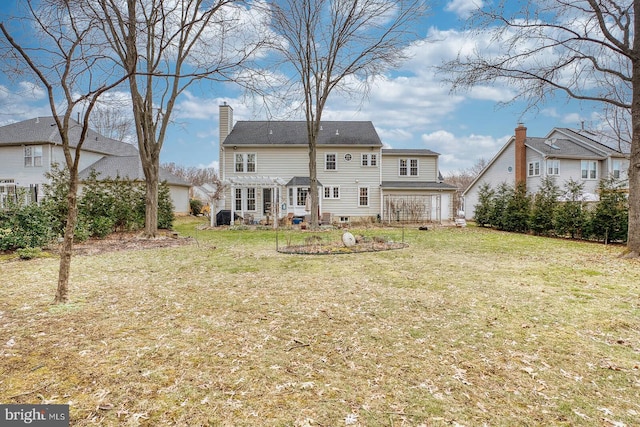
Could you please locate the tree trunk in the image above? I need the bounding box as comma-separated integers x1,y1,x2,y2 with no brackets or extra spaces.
308,134,319,230
627,65,640,256
143,163,159,238
54,181,78,304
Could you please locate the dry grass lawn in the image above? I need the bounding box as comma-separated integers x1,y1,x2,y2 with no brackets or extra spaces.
1,217,639,426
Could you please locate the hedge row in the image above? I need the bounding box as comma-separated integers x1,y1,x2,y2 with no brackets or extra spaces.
474,176,628,244
0,166,174,251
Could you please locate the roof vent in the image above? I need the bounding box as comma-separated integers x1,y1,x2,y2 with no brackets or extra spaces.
269,129,273,135
320,125,323,131
335,129,339,135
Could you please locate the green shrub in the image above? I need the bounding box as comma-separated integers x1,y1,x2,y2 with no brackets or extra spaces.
473,183,494,227
553,179,587,239
16,247,42,260
586,177,628,243
190,199,204,216
502,182,531,233
530,177,560,236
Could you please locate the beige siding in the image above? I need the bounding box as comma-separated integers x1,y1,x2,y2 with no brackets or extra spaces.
381,154,438,182
464,143,516,219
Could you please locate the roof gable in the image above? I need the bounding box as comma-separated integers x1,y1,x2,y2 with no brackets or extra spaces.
222,121,383,147
0,117,138,157
78,156,190,186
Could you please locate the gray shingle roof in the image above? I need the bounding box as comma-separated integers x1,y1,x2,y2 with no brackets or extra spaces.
382,148,440,156
223,121,383,147
525,137,604,158
0,117,138,156
381,181,457,191
78,156,190,187
285,176,323,187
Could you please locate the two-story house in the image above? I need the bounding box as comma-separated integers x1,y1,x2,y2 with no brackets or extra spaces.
462,124,629,220
218,103,456,225
0,117,191,214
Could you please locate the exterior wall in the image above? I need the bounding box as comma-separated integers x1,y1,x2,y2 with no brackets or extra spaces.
464,142,516,218
169,186,190,215
381,154,438,182
222,145,382,220
382,189,453,222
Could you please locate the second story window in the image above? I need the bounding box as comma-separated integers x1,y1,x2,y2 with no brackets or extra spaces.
399,158,418,176
361,153,378,167
235,153,257,173
325,153,337,170
528,161,540,177
25,145,43,167
547,160,559,175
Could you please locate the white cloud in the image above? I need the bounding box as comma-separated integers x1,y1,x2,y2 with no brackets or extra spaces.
421,130,509,173
445,0,484,18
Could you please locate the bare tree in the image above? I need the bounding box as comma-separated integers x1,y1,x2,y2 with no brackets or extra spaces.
439,1,640,256
267,0,427,229
161,162,219,186
444,158,488,215
0,0,128,303
90,0,268,237
90,97,135,142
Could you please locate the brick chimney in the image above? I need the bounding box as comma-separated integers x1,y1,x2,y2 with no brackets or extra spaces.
219,102,233,145
515,123,527,185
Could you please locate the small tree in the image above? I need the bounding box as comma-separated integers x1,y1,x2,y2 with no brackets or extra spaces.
268,0,427,229
530,176,560,236
474,182,494,227
587,177,629,244
489,183,512,230
553,179,588,239
502,182,531,233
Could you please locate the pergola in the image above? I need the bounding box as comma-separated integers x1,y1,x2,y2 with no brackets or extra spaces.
223,176,288,228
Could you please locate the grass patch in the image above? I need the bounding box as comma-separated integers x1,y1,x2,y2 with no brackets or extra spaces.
1,217,639,425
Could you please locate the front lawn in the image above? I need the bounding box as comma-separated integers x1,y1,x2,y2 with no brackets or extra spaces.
1,217,639,426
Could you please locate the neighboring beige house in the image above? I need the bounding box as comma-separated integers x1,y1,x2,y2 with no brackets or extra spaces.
218,103,456,225
463,124,629,220
0,117,190,214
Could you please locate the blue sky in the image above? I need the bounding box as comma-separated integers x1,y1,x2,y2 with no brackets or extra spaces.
0,0,599,174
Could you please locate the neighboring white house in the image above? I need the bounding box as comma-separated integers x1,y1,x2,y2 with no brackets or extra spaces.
0,117,191,214
217,103,457,225
463,124,629,220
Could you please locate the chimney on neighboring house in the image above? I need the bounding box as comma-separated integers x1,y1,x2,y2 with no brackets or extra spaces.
219,102,233,145
515,123,527,185
219,102,233,181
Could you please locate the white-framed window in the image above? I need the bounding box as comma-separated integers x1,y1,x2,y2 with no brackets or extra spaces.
612,159,622,179
324,186,340,199
547,159,559,175
297,187,309,206
399,158,418,176
235,187,257,211
581,160,597,179
0,179,16,208
247,188,256,211
235,188,242,211
234,153,257,173
528,161,540,177
325,153,337,170
24,145,43,167
358,186,369,207
361,153,378,167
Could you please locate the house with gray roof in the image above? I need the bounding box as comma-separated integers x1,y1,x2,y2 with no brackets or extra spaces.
462,124,629,220
218,103,456,225
0,117,190,214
